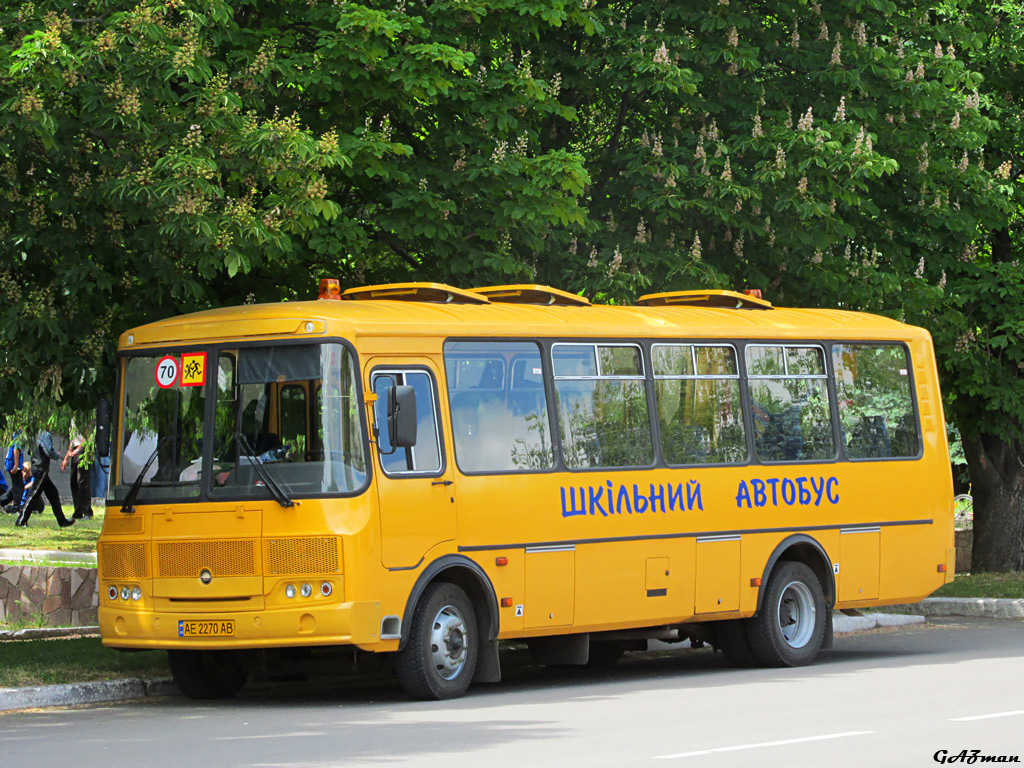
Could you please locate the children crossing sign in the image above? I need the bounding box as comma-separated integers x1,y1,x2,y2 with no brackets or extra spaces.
180,352,207,387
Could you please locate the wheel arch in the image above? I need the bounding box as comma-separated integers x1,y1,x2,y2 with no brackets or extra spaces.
754,534,835,615
399,554,499,652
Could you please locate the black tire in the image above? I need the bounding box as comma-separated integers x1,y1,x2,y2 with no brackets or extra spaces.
746,561,826,667
714,619,759,668
168,650,247,700
396,582,479,700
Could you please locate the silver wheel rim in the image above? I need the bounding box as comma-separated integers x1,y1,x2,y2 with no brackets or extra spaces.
777,580,815,649
429,604,469,681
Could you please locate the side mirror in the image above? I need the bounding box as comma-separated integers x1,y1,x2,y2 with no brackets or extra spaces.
387,384,417,449
96,398,111,458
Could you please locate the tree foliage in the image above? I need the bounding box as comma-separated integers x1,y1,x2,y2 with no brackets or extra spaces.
2,0,1022,566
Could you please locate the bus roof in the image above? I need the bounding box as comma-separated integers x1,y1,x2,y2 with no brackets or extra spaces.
120,296,928,348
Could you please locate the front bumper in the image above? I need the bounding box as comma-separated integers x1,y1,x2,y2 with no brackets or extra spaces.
99,600,384,651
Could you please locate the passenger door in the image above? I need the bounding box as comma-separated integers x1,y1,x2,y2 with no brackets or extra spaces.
369,362,457,569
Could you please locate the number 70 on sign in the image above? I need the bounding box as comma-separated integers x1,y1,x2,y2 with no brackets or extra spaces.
155,352,206,389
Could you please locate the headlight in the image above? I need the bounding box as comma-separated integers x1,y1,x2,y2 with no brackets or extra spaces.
300,583,312,598
131,587,142,601
120,586,131,601
285,584,296,599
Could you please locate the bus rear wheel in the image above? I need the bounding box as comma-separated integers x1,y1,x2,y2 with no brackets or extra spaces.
746,561,826,667
168,650,247,700
396,582,479,700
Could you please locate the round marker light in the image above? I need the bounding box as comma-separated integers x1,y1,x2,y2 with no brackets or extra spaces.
305,322,314,333
285,584,296,599
300,583,312,598
131,587,142,602
120,586,131,601
320,582,332,597
127,334,134,346
108,586,118,600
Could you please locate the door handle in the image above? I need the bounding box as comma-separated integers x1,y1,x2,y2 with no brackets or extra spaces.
431,479,453,486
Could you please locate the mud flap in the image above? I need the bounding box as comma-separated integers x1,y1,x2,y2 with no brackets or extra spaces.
474,638,501,683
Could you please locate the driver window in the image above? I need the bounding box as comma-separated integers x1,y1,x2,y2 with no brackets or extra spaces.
372,370,442,476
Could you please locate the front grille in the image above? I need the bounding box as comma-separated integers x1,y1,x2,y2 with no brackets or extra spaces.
103,516,144,535
99,542,149,579
156,540,256,578
265,537,340,575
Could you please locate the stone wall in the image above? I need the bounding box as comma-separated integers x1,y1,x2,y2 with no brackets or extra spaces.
0,564,98,626
956,529,973,574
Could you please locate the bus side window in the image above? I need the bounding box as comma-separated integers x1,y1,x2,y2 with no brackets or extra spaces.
373,371,443,476
833,344,919,459
746,344,835,463
653,344,746,466
552,343,653,469
444,342,554,474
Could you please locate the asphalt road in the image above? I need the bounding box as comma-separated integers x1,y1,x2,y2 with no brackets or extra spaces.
2,617,1022,768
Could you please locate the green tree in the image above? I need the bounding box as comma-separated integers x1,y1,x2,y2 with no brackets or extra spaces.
4,0,1022,569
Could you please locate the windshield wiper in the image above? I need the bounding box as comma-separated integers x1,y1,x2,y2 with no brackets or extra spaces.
236,432,295,508
120,440,164,514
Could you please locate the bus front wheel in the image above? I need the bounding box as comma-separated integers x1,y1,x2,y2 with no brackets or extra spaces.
168,650,247,700
396,581,479,700
746,561,826,667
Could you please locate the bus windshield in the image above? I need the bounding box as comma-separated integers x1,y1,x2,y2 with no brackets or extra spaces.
115,342,367,502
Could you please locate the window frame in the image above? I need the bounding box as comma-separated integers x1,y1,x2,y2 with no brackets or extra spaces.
742,342,838,465
651,342,747,468
831,340,923,462
111,337,371,506
371,366,446,479
551,341,656,472
443,339,557,477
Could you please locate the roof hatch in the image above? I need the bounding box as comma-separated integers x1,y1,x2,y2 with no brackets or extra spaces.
636,289,773,309
470,284,591,307
341,282,491,304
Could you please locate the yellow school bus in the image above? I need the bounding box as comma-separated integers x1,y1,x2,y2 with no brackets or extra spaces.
97,282,954,700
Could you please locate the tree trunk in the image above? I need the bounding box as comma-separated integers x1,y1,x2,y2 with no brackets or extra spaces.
963,435,1024,572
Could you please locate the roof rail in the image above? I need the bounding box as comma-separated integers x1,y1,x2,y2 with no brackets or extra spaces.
470,284,591,307
341,282,491,304
636,289,773,309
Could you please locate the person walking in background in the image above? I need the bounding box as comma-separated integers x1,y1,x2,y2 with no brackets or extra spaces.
15,460,73,527
62,427,92,520
1,432,23,516
15,460,41,526
24,431,74,528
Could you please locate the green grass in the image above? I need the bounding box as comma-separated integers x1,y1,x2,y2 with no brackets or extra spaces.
934,572,1024,599
0,505,104,553
0,637,169,687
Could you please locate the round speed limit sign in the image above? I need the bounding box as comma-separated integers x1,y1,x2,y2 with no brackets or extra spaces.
155,355,179,388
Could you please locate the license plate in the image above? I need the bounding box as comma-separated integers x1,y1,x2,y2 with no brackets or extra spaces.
178,619,235,638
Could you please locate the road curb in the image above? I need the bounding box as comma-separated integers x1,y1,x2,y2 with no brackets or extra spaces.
833,613,925,634
0,678,178,713
889,597,1024,619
